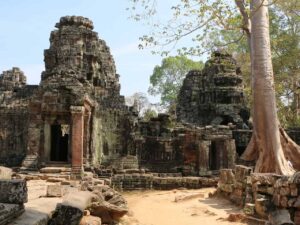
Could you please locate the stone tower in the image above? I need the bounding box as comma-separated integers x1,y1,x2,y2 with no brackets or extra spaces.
177,51,249,128
0,67,26,91
23,16,132,174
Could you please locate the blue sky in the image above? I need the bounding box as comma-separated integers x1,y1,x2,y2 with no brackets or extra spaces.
0,0,204,103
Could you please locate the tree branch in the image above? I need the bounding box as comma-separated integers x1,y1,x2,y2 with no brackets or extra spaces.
235,0,251,37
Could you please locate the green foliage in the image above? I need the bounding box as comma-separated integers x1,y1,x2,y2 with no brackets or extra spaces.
127,0,242,56
148,55,203,107
128,0,300,127
142,108,157,121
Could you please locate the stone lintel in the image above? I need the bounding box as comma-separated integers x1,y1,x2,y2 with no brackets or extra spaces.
70,106,85,114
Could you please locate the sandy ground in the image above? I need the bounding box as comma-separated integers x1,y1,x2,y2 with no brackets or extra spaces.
121,188,247,225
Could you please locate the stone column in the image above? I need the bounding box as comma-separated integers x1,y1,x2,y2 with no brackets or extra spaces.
70,106,85,176
198,140,210,176
226,139,236,169
43,123,51,162
83,111,91,167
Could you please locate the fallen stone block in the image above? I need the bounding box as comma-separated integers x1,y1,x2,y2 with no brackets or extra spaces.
88,201,128,224
79,215,102,225
255,197,270,219
48,204,83,225
47,184,62,197
0,166,12,179
235,165,252,182
0,179,27,204
0,203,24,225
49,191,96,225
219,169,235,184
268,209,294,225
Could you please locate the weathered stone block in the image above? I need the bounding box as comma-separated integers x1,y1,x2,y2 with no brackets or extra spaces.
219,169,235,184
269,209,294,225
251,173,281,186
280,196,288,208
0,166,12,179
48,204,83,225
219,184,233,193
272,194,281,207
255,198,268,219
47,184,62,197
235,165,252,182
290,183,298,197
0,179,27,204
294,210,300,225
294,196,300,207
279,186,290,196
79,215,102,225
0,203,24,225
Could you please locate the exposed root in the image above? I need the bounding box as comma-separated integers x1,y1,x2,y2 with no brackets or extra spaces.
240,128,300,175
279,128,300,170
241,135,258,161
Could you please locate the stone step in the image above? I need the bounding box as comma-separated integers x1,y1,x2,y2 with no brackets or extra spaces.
40,167,71,174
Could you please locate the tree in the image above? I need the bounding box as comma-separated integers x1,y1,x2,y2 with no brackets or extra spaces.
148,55,203,108
128,0,300,175
142,108,157,121
125,92,150,115
214,2,300,128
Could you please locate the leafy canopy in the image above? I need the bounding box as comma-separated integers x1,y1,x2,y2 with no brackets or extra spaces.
149,55,203,107
128,0,300,127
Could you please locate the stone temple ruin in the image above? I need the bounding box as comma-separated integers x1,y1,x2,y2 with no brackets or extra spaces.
0,15,300,225
0,16,137,175
1,16,300,178
1,16,299,177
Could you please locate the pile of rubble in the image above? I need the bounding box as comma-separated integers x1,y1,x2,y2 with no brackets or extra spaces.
49,179,128,225
218,165,300,224
0,166,129,225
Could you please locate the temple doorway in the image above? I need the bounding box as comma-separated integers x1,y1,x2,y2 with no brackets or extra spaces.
209,140,227,170
50,124,69,162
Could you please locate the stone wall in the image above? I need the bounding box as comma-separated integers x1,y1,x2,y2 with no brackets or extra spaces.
0,68,37,167
218,165,300,224
134,114,236,176
112,173,218,191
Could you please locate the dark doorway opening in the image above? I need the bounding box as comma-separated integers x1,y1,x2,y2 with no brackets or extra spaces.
209,141,218,170
209,140,227,170
50,124,69,162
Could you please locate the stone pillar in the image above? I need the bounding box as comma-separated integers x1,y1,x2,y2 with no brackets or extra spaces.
43,123,51,162
83,111,91,167
70,106,85,176
226,139,236,169
198,140,210,176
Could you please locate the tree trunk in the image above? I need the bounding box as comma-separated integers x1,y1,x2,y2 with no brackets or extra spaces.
241,0,300,175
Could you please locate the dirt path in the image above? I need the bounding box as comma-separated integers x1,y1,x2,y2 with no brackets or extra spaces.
121,188,247,225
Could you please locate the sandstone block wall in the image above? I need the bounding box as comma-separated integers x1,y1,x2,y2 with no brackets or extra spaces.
112,173,218,191
218,165,300,224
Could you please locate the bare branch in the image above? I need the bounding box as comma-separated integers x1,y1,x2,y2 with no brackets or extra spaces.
235,0,251,37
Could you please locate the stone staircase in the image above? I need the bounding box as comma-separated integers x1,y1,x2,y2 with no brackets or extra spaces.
21,154,39,171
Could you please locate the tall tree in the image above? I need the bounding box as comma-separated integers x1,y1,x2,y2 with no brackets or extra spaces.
242,0,292,174
128,0,300,175
149,55,203,108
